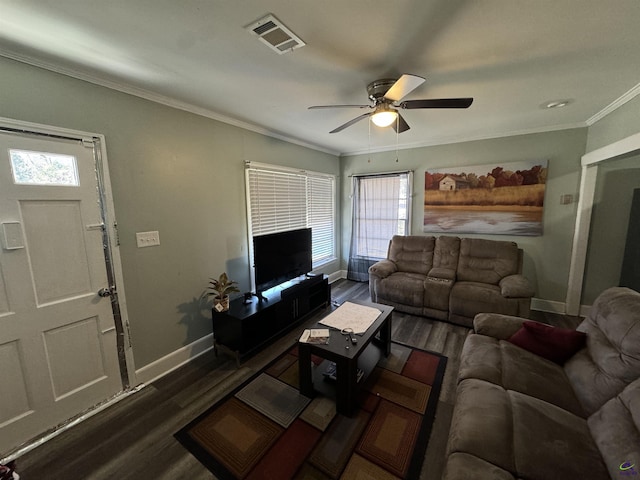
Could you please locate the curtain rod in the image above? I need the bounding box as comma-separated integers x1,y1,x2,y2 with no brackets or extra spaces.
349,169,413,178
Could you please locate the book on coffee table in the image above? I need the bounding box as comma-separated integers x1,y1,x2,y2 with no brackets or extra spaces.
299,328,330,344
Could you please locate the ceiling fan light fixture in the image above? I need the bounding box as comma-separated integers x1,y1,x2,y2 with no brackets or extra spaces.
371,109,398,127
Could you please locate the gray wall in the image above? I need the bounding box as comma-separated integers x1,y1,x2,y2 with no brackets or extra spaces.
0,56,340,369
582,156,640,303
586,95,640,152
582,93,640,304
340,128,588,303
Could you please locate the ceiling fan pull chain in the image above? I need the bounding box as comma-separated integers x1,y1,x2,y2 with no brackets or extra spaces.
368,119,371,163
395,116,399,162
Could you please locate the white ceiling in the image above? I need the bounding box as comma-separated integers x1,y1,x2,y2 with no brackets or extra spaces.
2,0,640,156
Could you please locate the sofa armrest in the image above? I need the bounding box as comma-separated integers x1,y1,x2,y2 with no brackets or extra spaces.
499,274,534,298
473,313,528,339
368,259,397,279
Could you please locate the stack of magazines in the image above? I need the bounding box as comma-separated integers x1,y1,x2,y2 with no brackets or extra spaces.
299,328,330,344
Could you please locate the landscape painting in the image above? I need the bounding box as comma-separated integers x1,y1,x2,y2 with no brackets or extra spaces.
424,160,548,236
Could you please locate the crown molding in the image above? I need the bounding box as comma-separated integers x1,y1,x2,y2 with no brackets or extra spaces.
3,49,638,158
0,50,340,157
340,121,587,157
586,82,640,126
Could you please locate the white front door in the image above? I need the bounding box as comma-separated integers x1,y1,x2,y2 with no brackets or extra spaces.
0,129,124,453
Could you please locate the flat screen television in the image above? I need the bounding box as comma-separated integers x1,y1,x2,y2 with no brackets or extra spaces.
253,228,312,294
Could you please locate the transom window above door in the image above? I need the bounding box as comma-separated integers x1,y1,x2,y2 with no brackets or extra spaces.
9,149,79,186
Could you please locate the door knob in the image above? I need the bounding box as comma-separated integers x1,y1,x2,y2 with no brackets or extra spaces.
98,287,113,297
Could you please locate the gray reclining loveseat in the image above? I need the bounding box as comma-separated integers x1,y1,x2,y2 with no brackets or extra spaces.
368,235,534,327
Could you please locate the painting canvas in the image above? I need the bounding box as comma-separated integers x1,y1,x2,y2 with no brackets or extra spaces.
424,160,548,236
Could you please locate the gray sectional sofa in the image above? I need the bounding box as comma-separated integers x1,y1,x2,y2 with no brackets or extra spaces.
368,235,534,327
444,286,640,480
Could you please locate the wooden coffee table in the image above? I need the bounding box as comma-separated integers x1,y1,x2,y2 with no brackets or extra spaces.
298,301,393,415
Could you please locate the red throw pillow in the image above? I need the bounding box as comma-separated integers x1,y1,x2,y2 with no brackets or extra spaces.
508,321,586,364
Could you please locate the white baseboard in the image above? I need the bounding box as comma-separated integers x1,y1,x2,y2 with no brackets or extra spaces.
531,297,566,314
135,333,213,385
531,297,592,317
135,272,347,386
328,270,347,283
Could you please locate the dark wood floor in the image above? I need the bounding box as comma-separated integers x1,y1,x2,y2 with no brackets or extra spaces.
14,280,582,479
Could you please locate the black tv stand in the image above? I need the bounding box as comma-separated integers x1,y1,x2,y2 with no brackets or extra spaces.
253,291,268,302
212,274,330,365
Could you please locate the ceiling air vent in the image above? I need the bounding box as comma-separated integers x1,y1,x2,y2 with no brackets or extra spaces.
246,14,305,54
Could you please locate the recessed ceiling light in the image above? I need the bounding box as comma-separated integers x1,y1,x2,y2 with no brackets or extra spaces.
543,100,571,109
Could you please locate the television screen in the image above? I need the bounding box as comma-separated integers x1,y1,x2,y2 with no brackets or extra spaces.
253,228,312,293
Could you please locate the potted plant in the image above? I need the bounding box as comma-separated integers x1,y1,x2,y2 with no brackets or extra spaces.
208,272,240,312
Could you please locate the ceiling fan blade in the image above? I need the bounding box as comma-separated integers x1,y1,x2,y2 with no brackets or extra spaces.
400,98,474,109
308,104,371,110
391,113,410,133
329,112,372,133
383,74,426,102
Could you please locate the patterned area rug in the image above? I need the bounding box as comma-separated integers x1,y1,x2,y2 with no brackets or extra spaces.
175,341,447,479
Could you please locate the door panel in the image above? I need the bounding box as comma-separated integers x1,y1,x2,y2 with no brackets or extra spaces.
21,200,93,303
0,131,123,453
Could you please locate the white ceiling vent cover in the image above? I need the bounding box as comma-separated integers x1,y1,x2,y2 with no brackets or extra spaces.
246,14,305,54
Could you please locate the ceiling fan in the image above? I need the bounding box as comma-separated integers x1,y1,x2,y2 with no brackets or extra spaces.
309,74,473,134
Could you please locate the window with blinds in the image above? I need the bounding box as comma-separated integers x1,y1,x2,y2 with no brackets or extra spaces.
246,163,336,267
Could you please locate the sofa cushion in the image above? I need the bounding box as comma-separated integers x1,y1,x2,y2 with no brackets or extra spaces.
508,321,586,365
433,235,460,270
375,272,426,307
457,238,519,285
446,379,516,473
565,287,640,415
388,235,435,275
448,379,608,480
509,389,608,480
588,377,640,480
458,334,584,416
450,282,520,320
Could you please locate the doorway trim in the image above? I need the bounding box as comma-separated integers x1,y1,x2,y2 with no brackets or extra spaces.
566,131,640,315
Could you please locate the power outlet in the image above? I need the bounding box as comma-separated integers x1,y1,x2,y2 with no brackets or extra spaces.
136,231,160,248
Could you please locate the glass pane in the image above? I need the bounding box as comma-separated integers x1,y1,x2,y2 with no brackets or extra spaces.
9,149,79,186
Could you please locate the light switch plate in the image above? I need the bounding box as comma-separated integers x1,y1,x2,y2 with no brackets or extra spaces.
136,231,160,248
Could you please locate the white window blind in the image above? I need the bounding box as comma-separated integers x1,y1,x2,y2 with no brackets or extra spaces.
246,164,336,266
308,174,335,264
247,169,307,234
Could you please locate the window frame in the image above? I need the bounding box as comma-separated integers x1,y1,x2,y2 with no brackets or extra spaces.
350,170,413,261
245,162,337,287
